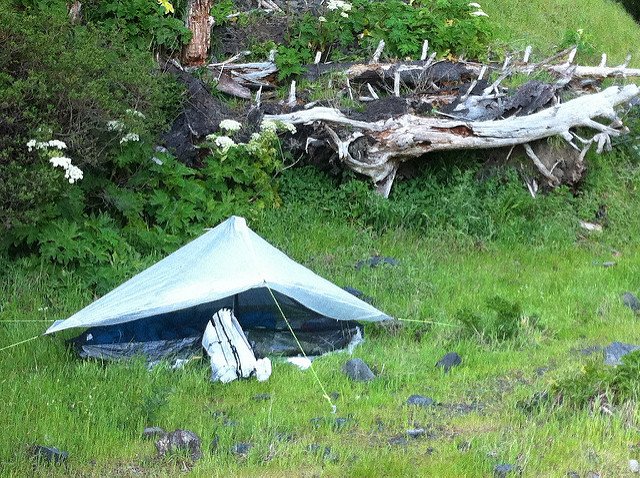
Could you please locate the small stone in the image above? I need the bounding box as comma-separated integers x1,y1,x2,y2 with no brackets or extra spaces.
602,261,616,268
230,442,252,457
623,292,640,312
566,472,580,478
494,464,515,477
630,459,640,473
604,341,640,366
343,358,375,382
406,428,426,439
355,255,399,270
585,472,601,478
30,445,69,464
142,426,166,439
155,429,202,461
436,352,462,372
252,393,271,401
333,417,350,430
210,436,219,452
388,435,409,446
406,395,434,407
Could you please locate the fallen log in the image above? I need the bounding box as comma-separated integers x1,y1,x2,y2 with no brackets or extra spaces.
265,85,640,196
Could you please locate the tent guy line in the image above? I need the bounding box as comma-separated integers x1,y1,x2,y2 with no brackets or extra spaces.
265,283,337,414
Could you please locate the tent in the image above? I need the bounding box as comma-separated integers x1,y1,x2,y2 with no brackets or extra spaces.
46,216,391,363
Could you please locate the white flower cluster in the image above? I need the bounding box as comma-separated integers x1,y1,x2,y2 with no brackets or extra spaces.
49,156,84,184
468,2,488,16
327,0,351,17
120,133,140,144
125,109,146,119
260,120,296,134
214,136,236,151
107,120,125,132
26,139,67,152
219,119,243,133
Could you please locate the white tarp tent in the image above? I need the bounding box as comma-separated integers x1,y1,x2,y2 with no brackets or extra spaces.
47,216,390,334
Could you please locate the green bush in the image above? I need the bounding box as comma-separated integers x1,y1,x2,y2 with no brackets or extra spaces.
0,5,283,292
277,0,494,79
551,351,640,409
455,295,532,342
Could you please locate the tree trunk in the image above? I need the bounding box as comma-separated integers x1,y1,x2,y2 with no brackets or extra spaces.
67,1,82,24
182,0,214,66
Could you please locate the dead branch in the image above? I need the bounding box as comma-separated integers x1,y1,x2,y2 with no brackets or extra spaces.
265,85,639,196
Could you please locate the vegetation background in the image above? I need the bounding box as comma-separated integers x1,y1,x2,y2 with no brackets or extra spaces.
1,0,640,476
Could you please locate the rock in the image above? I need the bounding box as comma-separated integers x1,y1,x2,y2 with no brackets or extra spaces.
406,428,426,439
230,442,252,457
155,429,202,461
333,417,350,430
494,464,515,477
306,444,336,461
161,61,231,166
209,435,220,453
585,472,601,478
388,435,409,446
622,292,640,312
343,358,375,381
29,445,68,464
355,255,399,270
252,393,271,401
142,426,166,439
436,352,462,372
566,472,580,478
603,341,640,366
602,261,616,268
406,395,434,407
630,459,640,473
342,286,374,304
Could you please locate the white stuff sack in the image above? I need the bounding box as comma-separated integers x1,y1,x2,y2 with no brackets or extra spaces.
202,308,258,383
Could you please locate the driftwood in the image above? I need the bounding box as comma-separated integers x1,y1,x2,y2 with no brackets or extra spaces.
265,85,639,196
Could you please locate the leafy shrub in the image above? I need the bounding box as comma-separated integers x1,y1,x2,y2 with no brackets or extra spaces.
82,0,191,52
0,5,283,292
455,296,532,342
0,6,181,237
276,0,493,79
551,351,640,409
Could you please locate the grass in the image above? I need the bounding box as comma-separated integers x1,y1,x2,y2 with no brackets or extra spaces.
2,198,640,476
484,0,640,65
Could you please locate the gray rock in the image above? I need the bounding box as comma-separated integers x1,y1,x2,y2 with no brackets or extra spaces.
604,341,640,366
230,442,252,457
436,352,462,372
494,464,515,477
343,358,375,381
602,261,616,268
142,426,166,439
30,445,68,464
585,472,601,478
406,428,426,439
630,459,640,473
566,472,580,478
155,429,202,461
622,292,640,312
406,395,434,407
355,255,399,270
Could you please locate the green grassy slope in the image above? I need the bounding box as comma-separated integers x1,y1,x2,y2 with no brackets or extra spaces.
484,0,640,64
